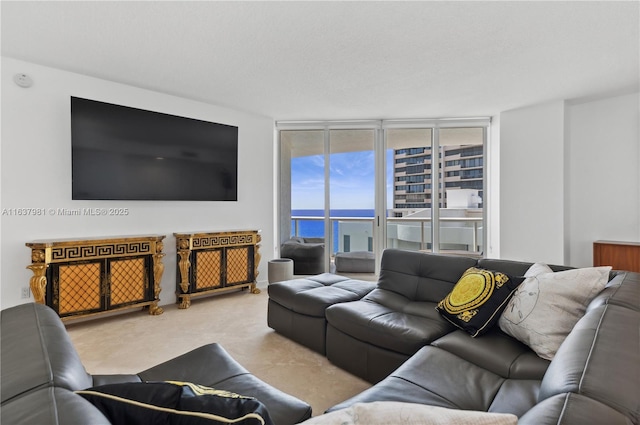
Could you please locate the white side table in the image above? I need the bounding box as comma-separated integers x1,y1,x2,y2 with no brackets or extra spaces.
268,258,294,284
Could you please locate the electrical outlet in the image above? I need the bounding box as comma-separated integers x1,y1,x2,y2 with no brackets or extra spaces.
21,286,31,299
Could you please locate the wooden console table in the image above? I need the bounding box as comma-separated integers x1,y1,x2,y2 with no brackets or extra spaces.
593,240,640,273
26,235,165,320
174,230,261,309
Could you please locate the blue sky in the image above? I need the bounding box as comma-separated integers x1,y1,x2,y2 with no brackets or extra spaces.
291,151,394,210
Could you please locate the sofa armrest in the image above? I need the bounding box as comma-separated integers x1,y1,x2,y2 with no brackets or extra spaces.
1,387,111,425
137,343,312,425
91,374,142,386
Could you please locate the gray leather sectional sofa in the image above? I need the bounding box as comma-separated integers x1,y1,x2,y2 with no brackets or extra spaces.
272,248,640,424
0,302,312,425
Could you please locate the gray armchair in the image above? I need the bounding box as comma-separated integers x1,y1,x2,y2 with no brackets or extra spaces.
280,237,325,275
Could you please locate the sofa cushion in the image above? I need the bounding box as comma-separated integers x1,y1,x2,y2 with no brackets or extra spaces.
268,275,375,317
304,401,517,425
77,381,273,425
326,294,454,355
431,329,550,379
436,267,523,337
537,304,640,421
377,249,478,303
499,265,611,360
519,393,634,425
329,345,537,414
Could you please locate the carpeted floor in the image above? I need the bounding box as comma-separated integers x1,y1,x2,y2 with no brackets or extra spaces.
66,284,371,417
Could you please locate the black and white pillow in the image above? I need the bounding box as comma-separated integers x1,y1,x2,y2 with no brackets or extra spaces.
437,267,523,337
76,380,273,425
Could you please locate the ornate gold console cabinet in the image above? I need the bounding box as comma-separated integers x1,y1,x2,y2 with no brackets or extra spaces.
26,235,165,320
175,230,261,309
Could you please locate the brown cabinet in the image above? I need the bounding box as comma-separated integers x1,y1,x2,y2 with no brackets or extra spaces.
26,235,165,320
174,230,261,308
593,240,640,273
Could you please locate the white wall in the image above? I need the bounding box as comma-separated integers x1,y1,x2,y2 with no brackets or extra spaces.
499,92,640,266
499,100,566,264
1,57,275,309
565,92,640,267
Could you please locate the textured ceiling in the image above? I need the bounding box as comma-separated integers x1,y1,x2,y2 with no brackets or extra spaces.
2,1,638,120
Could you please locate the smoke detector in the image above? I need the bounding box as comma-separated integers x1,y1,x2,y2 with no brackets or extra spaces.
14,73,33,88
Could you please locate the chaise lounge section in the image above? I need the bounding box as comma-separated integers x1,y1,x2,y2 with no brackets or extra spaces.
267,273,376,354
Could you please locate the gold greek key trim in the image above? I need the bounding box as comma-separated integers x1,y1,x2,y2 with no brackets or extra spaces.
50,242,153,262
174,231,258,251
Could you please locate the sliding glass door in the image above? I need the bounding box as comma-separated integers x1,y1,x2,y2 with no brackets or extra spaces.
279,125,379,273
329,129,376,269
386,128,434,251
384,123,486,255
278,119,488,275
437,128,484,254
279,129,326,256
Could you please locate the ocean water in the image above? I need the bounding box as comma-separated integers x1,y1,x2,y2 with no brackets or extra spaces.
291,209,374,252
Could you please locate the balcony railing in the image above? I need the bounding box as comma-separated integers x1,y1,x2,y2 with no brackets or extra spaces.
291,215,483,255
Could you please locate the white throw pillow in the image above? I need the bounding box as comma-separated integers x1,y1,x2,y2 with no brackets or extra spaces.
499,263,611,360
300,402,517,425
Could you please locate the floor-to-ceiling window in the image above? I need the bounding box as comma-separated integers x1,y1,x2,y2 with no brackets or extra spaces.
278,123,380,272
278,118,488,274
385,124,485,254
329,129,376,258
279,129,328,267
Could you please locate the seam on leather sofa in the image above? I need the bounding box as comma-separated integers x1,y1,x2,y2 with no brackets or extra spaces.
577,306,606,397
34,306,56,387
392,376,466,410
577,304,639,420
557,392,571,424
507,352,527,379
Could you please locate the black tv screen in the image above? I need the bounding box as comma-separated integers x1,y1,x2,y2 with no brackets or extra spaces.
71,97,238,201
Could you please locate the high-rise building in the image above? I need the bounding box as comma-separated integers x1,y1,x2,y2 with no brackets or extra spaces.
392,144,483,216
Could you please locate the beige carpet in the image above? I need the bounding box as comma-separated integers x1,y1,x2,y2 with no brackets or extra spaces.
66,285,371,416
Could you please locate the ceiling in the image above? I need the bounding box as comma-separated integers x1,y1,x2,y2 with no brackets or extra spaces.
2,1,638,121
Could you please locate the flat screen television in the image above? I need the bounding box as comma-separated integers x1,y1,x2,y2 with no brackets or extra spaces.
71,97,238,201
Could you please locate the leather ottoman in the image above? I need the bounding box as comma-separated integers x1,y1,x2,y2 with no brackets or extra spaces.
335,251,375,273
267,273,376,354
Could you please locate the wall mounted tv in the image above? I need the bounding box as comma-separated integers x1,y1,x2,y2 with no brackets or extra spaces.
71,97,238,201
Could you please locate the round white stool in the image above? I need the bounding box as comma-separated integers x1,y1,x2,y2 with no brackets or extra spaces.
268,258,294,284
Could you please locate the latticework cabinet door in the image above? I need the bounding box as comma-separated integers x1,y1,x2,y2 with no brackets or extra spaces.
53,261,103,316
108,256,150,308
225,246,253,285
194,249,223,291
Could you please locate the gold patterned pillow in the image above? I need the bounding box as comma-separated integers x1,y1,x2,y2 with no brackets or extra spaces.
436,267,523,337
